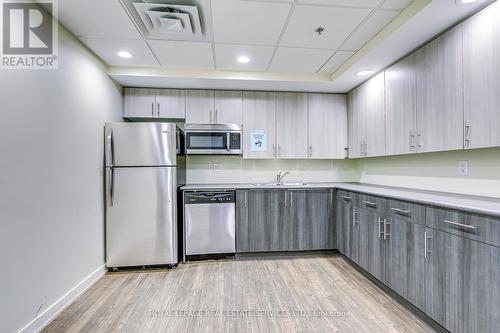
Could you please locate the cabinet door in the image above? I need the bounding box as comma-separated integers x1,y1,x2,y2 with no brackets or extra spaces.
336,193,354,255
246,190,288,252
242,92,276,159
425,228,500,333
385,218,425,309
186,90,214,124
357,207,385,281
235,190,250,252
276,93,309,159
385,55,417,155
156,89,185,119
214,91,242,124
123,88,156,118
363,73,386,157
289,190,335,250
463,4,500,149
415,26,463,153
347,89,364,158
308,94,347,159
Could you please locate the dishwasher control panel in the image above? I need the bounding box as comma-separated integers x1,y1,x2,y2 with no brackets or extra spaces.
185,191,235,204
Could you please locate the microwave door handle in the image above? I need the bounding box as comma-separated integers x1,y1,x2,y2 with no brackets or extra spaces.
227,133,230,151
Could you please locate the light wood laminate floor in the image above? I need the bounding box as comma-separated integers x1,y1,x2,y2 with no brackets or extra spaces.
43,255,435,333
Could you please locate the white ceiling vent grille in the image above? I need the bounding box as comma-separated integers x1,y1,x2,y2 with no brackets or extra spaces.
123,1,206,41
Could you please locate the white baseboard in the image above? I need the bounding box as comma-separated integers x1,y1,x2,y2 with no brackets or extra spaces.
18,264,106,333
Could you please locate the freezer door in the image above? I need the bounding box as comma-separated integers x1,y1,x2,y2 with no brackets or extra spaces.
105,122,177,167
106,167,177,267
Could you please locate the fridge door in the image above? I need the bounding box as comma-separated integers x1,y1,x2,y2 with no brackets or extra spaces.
105,122,177,167
106,166,177,267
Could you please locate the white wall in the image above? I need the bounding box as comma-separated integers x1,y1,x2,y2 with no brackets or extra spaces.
0,24,122,333
354,148,500,198
186,156,358,184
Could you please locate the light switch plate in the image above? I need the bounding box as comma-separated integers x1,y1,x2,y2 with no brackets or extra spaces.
213,163,223,172
458,160,469,176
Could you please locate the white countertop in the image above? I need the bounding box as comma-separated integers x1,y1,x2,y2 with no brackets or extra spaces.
181,182,500,218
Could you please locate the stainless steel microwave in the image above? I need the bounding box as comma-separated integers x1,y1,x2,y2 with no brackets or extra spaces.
184,124,242,155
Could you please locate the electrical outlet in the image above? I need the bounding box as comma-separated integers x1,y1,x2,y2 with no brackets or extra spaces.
458,161,469,176
330,163,338,170
213,163,223,172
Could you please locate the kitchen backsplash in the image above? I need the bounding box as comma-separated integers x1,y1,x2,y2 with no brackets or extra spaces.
186,156,358,184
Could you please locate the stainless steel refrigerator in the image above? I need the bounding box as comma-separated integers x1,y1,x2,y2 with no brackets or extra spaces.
104,122,184,268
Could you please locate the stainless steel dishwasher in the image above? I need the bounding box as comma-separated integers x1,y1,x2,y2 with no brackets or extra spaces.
184,191,236,257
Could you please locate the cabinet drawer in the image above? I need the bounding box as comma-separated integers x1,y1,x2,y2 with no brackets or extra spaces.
358,193,387,212
427,207,500,247
337,190,357,206
387,199,425,225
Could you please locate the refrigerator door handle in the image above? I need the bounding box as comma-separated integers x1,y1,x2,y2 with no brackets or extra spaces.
110,129,115,167
109,167,115,207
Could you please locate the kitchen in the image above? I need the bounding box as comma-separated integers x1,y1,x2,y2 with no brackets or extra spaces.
2,0,500,332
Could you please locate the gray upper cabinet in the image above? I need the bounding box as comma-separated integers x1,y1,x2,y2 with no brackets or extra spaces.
186,90,242,124
276,93,309,159
415,26,464,153
156,89,186,119
242,92,276,159
214,91,243,124
463,4,500,149
347,73,385,158
308,94,347,159
185,90,214,124
385,55,417,156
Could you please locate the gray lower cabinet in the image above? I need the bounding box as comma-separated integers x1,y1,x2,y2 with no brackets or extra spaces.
235,190,288,252
385,216,426,309
336,192,355,256
425,227,500,333
288,190,335,250
357,206,385,281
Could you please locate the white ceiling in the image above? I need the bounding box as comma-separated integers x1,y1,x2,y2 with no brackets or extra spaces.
58,0,413,74
57,0,496,92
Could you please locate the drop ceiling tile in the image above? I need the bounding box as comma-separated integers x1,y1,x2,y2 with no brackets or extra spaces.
280,5,371,49
297,0,383,8
269,47,333,73
318,50,356,73
215,44,275,71
381,0,413,10
148,41,214,69
341,10,399,50
212,0,292,46
59,0,142,39
80,38,159,67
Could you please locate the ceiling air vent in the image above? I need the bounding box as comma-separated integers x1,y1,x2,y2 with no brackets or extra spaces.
122,1,205,41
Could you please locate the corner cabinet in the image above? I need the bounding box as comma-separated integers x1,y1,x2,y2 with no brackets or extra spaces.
123,88,186,119
308,94,347,159
462,3,500,149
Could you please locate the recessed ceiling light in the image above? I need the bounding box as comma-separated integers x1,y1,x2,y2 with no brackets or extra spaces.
237,55,250,64
356,69,373,77
117,51,133,59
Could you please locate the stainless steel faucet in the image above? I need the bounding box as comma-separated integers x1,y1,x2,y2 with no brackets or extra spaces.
276,171,290,183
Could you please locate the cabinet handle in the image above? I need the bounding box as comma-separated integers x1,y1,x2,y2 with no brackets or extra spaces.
290,192,293,207
157,102,160,117
362,200,377,208
244,191,247,207
273,144,276,158
360,142,363,156
209,110,213,123
215,109,218,123
151,102,154,117
378,217,384,239
278,145,281,158
424,231,431,258
443,219,476,230
464,121,471,148
383,219,390,240
308,145,312,158
364,141,367,157
353,208,358,224
417,133,422,148
409,131,415,150
341,195,352,201
284,191,288,207
391,207,410,216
